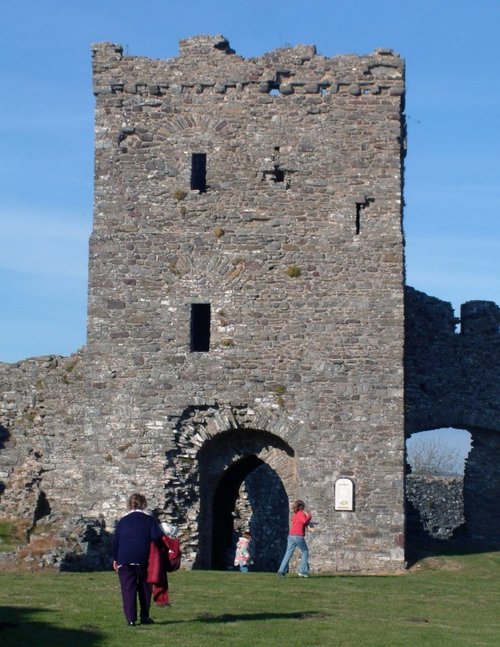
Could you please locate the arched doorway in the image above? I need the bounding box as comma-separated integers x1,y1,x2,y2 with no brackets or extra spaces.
211,455,289,571
195,428,295,570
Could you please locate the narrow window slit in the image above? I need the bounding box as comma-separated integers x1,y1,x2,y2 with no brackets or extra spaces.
355,198,373,235
191,153,207,193
355,203,362,235
190,303,211,352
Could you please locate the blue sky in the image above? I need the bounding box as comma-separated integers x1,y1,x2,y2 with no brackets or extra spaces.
1,0,499,366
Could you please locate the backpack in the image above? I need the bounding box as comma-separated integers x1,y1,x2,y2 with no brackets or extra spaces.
163,535,181,572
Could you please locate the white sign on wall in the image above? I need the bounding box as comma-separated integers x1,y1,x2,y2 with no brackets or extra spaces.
335,478,354,511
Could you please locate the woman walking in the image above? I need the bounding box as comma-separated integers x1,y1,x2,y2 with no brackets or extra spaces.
113,493,163,626
277,500,313,578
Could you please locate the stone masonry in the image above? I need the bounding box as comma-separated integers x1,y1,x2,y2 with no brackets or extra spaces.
406,475,465,541
83,34,406,572
1,35,498,572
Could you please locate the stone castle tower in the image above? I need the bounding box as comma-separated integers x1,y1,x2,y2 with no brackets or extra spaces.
85,35,406,572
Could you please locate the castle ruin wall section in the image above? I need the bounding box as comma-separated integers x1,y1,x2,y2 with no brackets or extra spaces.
0,353,85,529
86,36,406,572
405,287,499,435
405,287,500,545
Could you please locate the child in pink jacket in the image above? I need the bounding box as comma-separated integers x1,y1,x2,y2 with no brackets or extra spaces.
234,531,253,572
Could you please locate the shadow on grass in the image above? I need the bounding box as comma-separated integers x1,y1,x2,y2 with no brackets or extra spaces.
405,533,500,568
0,606,103,647
197,611,322,623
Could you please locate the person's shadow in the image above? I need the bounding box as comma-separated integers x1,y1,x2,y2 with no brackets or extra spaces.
197,611,322,623
150,611,324,626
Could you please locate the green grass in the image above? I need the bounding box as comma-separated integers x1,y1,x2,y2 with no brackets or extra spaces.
0,550,499,646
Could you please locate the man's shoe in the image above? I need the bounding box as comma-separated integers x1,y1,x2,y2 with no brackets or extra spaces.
277,572,285,578
298,573,309,577
140,617,154,625
128,621,136,626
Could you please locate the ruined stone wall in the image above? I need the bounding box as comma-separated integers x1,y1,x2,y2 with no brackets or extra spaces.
405,287,500,434
84,35,406,572
0,353,85,527
406,475,464,540
405,288,500,545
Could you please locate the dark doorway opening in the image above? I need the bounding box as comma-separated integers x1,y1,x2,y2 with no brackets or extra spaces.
211,456,261,570
211,455,289,571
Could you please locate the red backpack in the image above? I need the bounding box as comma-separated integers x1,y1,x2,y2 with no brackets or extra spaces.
163,535,181,572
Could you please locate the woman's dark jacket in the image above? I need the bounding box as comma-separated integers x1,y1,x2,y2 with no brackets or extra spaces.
113,510,163,565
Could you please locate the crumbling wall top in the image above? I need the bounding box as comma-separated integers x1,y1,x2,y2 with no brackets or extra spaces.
461,300,500,336
179,34,235,56
91,34,404,99
91,42,123,66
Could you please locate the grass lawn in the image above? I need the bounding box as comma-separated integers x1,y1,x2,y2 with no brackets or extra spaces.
0,548,499,646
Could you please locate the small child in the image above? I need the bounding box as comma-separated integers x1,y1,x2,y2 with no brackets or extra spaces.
234,531,253,572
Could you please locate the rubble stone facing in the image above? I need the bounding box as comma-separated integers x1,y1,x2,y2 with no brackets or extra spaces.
0,352,85,524
406,475,464,540
0,352,97,569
